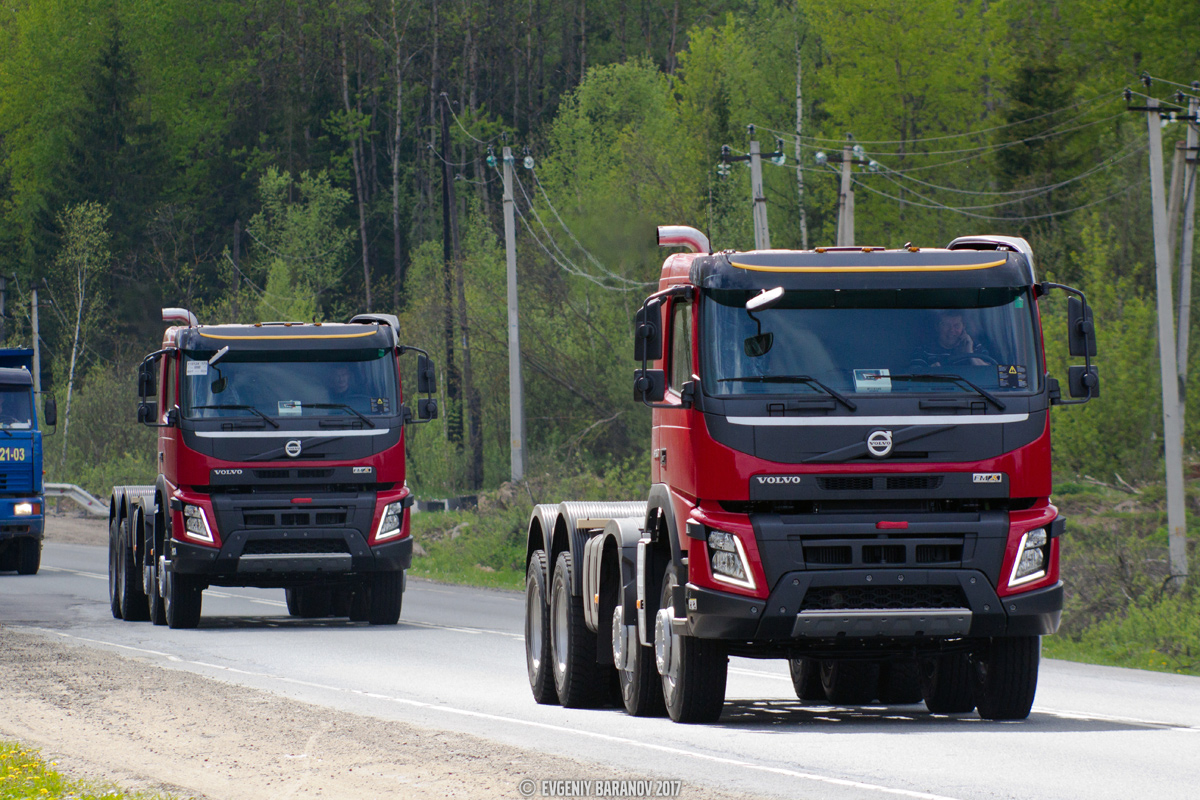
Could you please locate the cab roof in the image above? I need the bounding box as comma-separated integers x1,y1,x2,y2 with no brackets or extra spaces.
163,320,397,352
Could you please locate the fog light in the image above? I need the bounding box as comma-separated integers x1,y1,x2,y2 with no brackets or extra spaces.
1009,527,1048,587
707,528,756,590
182,504,214,543
375,502,405,541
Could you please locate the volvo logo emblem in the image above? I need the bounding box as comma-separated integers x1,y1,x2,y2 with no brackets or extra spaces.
866,430,893,458
284,439,302,458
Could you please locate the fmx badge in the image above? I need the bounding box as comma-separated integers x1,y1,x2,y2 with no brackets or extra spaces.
284,439,302,458
866,429,893,458
973,472,1003,483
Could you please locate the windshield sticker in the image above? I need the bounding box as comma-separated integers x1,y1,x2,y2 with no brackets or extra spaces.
371,397,390,414
853,369,892,393
997,365,1028,389
278,400,302,416
186,360,208,376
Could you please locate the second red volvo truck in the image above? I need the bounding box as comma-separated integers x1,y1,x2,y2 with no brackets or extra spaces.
525,227,1098,722
110,310,438,628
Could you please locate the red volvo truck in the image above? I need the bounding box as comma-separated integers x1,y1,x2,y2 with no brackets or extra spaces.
525,227,1098,722
110,309,437,628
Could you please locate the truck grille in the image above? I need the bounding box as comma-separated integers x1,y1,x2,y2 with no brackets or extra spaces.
800,537,964,569
242,509,349,527
242,538,350,555
800,585,967,611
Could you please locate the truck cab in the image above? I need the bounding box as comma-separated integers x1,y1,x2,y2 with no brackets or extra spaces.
526,228,1098,723
110,311,437,628
0,350,54,576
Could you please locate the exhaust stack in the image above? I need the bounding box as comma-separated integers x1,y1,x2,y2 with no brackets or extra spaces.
162,308,199,327
657,225,711,255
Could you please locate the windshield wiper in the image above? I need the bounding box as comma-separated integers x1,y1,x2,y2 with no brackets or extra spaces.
717,374,857,411
191,404,281,428
309,403,376,428
887,374,1006,411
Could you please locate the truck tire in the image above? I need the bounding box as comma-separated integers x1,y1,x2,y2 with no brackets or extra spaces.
879,658,923,704
656,564,726,723
525,550,558,704
117,516,150,622
108,516,122,619
286,587,333,618
788,658,825,702
550,551,606,708
16,538,40,575
612,601,665,716
367,571,403,625
349,583,370,622
820,660,880,705
164,567,202,629
0,544,16,572
147,556,167,626
920,652,975,714
972,635,1040,721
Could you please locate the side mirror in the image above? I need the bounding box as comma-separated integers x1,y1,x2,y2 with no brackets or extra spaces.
1067,296,1096,357
1067,365,1099,399
634,299,663,362
42,396,57,427
417,397,438,420
165,407,179,427
137,360,158,398
137,401,158,424
634,369,666,402
417,354,437,394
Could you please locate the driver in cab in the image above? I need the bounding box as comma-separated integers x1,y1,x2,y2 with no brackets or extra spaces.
916,311,989,367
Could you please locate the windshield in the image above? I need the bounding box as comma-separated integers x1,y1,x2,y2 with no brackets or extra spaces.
0,386,32,428
180,349,398,420
702,287,1040,397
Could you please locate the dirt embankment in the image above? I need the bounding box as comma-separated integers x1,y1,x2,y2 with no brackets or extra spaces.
7,513,751,800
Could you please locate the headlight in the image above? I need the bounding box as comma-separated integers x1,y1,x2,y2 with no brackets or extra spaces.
13,502,38,516
182,504,214,543
375,502,406,542
1009,527,1048,587
707,528,756,590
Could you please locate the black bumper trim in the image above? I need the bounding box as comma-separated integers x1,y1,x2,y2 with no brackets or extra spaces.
169,534,412,579
685,571,1062,641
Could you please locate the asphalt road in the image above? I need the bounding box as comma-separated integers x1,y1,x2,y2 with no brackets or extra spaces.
5,540,1200,800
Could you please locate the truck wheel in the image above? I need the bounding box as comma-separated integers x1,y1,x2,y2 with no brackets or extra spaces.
164,568,202,629
788,658,825,702
879,658,923,704
147,556,166,626
16,538,40,575
0,543,17,572
612,601,665,716
972,636,1040,721
330,588,352,617
550,551,606,708
525,550,558,704
920,652,975,714
820,660,880,705
117,518,150,622
656,564,726,723
287,587,333,618
367,571,403,625
108,517,122,619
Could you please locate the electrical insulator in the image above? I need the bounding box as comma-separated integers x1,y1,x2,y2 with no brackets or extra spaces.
814,151,828,166
771,153,786,166
485,146,496,168
852,144,866,160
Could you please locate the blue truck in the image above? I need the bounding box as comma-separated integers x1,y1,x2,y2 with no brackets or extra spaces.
0,349,56,576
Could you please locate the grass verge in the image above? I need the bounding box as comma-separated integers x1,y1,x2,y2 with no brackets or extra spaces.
0,741,175,799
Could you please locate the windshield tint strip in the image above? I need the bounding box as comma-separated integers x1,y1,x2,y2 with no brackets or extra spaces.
726,414,1030,427
197,330,378,340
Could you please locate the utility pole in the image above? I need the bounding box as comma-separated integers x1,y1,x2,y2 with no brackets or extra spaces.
31,289,40,398
1173,86,1199,587
1135,93,1188,587
837,134,855,246
501,147,526,482
749,140,770,250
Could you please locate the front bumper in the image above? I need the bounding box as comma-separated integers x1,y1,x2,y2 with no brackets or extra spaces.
168,531,412,585
685,569,1061,642
0,497,44,542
